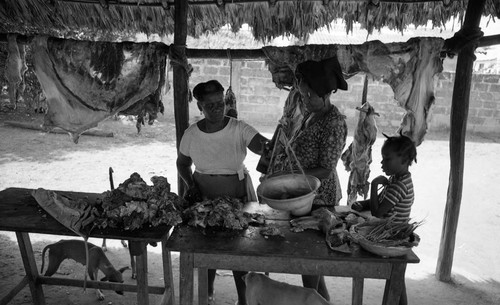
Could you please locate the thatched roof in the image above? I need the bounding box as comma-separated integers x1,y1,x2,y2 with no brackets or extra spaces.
0,0,499,42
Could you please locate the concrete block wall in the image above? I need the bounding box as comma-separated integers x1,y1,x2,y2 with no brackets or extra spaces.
162,59,500,135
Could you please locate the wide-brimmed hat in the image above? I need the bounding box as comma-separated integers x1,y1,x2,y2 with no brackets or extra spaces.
296,57,348,97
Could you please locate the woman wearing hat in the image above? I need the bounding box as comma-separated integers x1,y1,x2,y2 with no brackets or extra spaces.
273,57,348,300
176,79,269,305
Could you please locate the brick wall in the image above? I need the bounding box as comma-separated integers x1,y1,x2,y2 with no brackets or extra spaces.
162,59,500,135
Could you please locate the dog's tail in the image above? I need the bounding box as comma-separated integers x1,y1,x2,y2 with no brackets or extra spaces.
40,244,50,274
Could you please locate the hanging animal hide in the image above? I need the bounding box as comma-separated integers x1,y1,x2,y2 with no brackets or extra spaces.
119,55,168,133
263,37,444,145
33,36,167,143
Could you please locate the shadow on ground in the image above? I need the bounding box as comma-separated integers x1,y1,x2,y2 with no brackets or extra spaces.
0,112,177,165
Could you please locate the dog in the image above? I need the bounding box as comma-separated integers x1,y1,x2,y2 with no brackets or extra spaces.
243,272,331,305
41,239,129,300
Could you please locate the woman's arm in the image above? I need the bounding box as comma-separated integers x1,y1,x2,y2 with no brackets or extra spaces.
247,133,270,155
176,152,195,188
301,167,331,179
369,175,393,217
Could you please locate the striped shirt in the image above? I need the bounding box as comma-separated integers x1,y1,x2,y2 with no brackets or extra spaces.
378,172,414,222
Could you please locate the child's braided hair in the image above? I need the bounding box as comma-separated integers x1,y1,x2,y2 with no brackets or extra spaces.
382,131,418,165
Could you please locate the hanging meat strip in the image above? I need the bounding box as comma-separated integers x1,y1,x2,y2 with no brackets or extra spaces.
5,34,28,109
341,102,379,205
224,86,238,118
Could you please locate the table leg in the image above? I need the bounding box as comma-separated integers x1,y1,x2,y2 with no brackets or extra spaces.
352,277,364,305
382,263,406,305
159,241,175,305
16,232,45,305
399,280,407,305
179,253,194,305
136,242,149,305
197,268,208,305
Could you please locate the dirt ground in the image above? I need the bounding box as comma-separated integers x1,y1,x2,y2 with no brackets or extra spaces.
0,110,499,305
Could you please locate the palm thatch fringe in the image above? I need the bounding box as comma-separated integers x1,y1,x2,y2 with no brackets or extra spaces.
0,0,498,42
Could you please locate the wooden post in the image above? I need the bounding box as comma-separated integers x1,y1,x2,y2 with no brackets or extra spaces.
436,0,486,282
173,0,190,196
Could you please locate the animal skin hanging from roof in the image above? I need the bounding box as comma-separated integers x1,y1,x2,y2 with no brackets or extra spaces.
263,37,445,146
32,36,167,143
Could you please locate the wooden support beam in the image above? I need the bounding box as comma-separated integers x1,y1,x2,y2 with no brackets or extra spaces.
186,48,266,60
1,34,499,58
172,0,190,196
478,34,500,48
435,0,486,282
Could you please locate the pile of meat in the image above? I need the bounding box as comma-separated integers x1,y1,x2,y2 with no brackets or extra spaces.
182,197,265,230
290,207,366,253
93,173,185,231
33,171,267,233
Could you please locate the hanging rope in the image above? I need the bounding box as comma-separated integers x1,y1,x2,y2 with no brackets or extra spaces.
228,48,233,88
265,128,314,192
169,44,193,102
224,48,238,118
442,27,484,59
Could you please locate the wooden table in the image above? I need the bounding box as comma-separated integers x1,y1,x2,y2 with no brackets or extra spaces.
0,187,175,305
166,203,419,305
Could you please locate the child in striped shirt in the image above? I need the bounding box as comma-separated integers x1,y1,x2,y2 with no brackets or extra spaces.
351,133,417,223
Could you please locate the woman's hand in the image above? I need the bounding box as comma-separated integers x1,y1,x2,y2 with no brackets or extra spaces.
351,201,364,211
184,184,202,204
351,200,368,212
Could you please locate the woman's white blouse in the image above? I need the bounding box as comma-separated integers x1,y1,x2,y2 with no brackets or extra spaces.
179,118,258,179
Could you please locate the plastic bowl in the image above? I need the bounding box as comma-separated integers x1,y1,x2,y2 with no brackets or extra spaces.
256,174,321,216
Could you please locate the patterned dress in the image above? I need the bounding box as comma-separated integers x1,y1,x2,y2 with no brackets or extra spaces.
284,105,347,205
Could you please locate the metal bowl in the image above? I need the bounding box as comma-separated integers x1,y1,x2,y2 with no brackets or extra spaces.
257,174,321,216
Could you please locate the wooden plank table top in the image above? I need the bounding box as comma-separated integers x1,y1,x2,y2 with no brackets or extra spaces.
167,202,419,263
0,187,174,305
166,202,419,305
0,187,171,241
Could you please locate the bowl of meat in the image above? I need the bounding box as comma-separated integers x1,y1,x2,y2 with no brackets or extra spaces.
257,174,320,216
